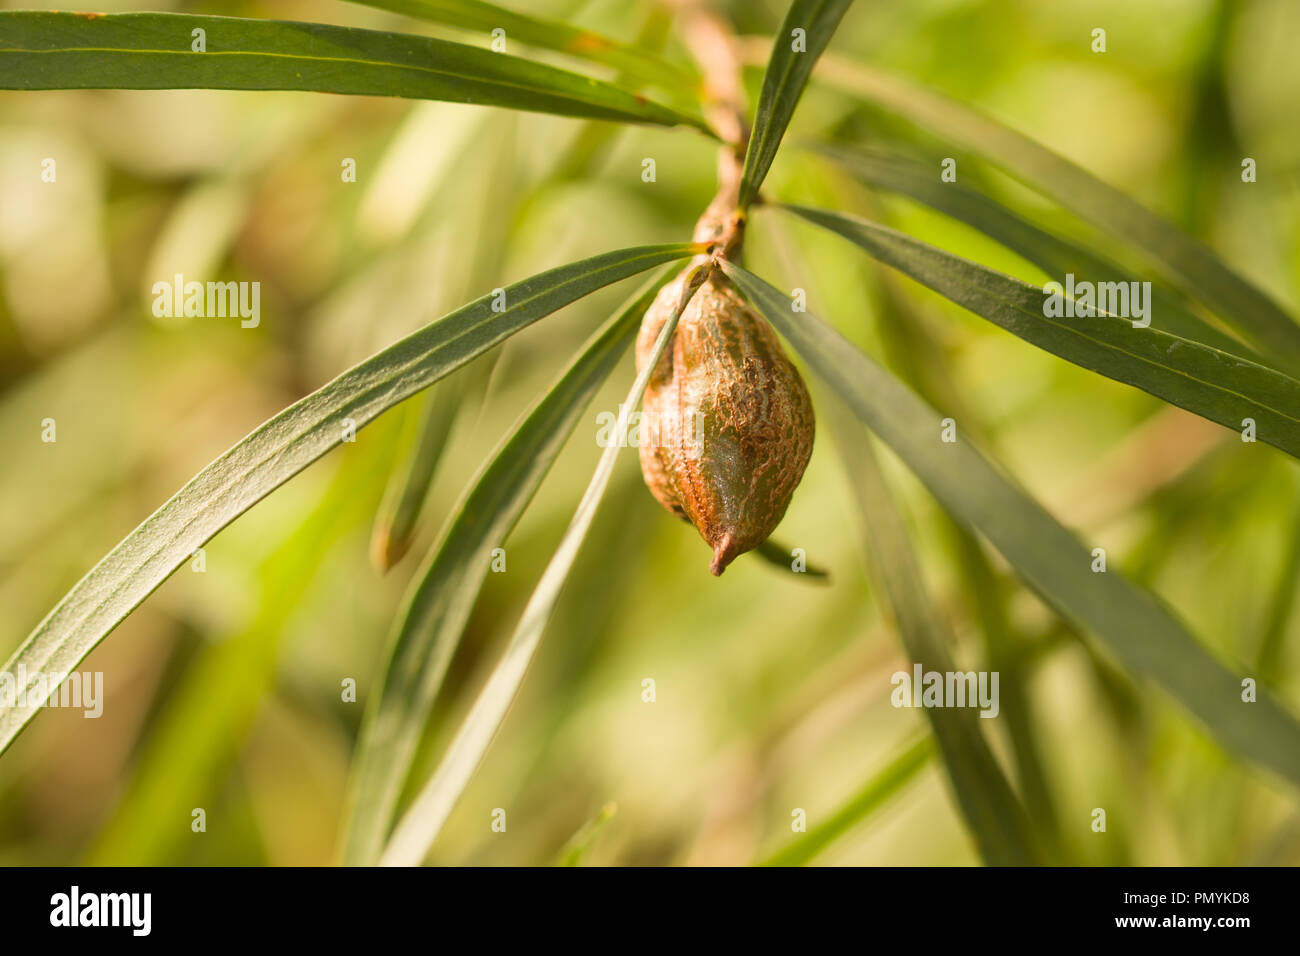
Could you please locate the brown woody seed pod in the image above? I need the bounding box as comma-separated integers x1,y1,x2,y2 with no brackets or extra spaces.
636,266,815,576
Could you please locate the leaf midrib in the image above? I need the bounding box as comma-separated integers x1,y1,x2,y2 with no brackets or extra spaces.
9,248,682,690
955,259,1300,430
2,46,614,102
794,209,1300,432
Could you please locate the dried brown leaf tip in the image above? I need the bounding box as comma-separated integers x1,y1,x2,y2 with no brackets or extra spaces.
636,267,815,576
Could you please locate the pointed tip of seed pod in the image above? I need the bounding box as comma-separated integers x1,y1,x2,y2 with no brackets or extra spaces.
710,533,740,576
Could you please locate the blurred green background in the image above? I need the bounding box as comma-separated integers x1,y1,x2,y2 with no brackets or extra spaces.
2,0,1299,865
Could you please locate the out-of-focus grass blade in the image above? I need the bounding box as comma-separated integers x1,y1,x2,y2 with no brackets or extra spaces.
721,261,1300,790
831,409,1039,865
377,265,710,866
1257,503,1300,684
370,383,460,570
780,51,1300,364
89,435,395,865
0,243,699,757
0,12,711,132
342,275,664,866
347,0,698,94
856,246,1068,858
371,113,520,570
754,538,829,580
816,145,1258,360
760,736,933,866
540,6,678,182
737,0,853,208
783,205,1300,463
555,801,617,866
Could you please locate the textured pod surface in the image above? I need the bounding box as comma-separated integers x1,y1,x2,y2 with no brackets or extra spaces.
637,267,815,575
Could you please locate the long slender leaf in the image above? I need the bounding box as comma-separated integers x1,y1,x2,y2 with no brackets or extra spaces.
737,0,853,208
1257,503,1300,684
0,242,700,756
377,264,711,866
371,113,521,568
555,801,617,866
0,12,710,131
754,538,829,579
347,0,698,94
815,144,1258,360
859,245,1068,858
89,434,395,865
720,261,1300,790
343,274,664,865
785,51,1300,364
760,736,933,866
782,204,1300,463
829,409,1040,865
371,383,461,570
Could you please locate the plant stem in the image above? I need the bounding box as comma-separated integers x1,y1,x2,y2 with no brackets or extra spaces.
672,0,749,261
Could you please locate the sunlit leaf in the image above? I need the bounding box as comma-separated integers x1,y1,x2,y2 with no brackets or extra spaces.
760,736,933,866
555,801,618,866
377,264,711,866
737,0,853,208
781,51,1300,365
0,243,700,756
0,12,711,131
342,274,664,865
783,204,1300,463
347,0,698,94
815,144,1258,360
721,261,1300,791
89,440,394,865
370,384,461,570
829,408,1040,865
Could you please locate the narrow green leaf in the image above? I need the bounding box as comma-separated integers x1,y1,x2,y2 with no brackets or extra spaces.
370,383,461,570
795,54,1300,364
342,274,664,866
760,736,933,866
377,265,711,866
754,538,829,580
0,242,699,757
829,409,1040,865
853,238,1069,859
783,204,1300,463
346,0,698,94
942,514,1064,861
88,436,395,865
816,145,1258,360
720,261,1300,790
737,0,853,208
0,12,710,131
371,112,521,570
555,801,618,867
1256,503,1300,685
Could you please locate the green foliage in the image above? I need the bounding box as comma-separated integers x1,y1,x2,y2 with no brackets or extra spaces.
739,0,854,207
784,204,1300,462
343,275,664,865
721,261,1300,792
376,264,709,866
346,0,698,93
0,244,696,755
0,12,709,131
802,53,1300,367
760,737,932,866
2,0,1297,867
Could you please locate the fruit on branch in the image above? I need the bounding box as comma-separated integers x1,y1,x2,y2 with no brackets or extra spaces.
636,264,815,576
